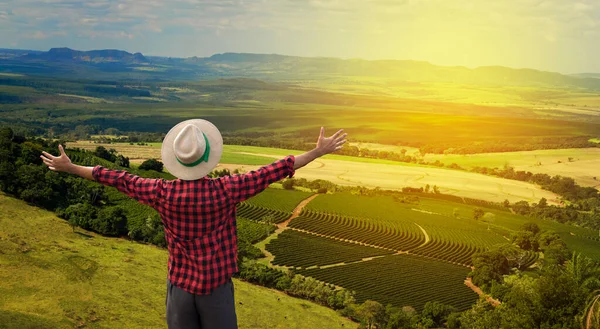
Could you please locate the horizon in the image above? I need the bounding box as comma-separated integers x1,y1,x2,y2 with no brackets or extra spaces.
1,0,599,75
4,45,598,76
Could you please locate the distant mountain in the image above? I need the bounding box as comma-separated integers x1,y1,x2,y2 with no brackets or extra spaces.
571,73,600,79
23,47,148,64
1,48,600,90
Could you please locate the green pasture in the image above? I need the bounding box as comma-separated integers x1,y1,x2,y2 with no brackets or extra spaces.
0,194,356,329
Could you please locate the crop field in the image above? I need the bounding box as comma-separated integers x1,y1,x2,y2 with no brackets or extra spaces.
291,194,508,265
236,203,290,224
266,230,393,268
218,146,560,204
0,194,357,329
242,188,313,213
69,141,561,204
423,148,600,188
413,197,600,261
298,254,478,312
237,218,276,244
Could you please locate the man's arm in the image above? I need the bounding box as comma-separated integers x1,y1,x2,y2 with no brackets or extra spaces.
294,127,347,170
41,145,162,207
225,127,347,203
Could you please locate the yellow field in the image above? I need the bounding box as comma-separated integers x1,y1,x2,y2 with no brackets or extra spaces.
342,142,600,189
69,141,559,204
217,155,558,204
58,94,111,103
423,148,600,189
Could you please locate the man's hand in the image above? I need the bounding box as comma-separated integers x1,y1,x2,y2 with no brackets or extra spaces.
41,145,73,173
316,127,347,156
293,127,348,170
40,145,94,180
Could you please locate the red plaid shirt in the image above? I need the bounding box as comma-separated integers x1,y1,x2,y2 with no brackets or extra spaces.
92,156,296,295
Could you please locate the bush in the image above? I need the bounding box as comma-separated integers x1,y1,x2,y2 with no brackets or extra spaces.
282,179,294,190
64,203,97,231
93,206,128,236
139,159,163,172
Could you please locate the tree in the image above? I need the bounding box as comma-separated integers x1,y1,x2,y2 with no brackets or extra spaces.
537,197,547,208
356,300,385,329
282,179,294,190
471,249,510,289
93,206,128,236
473,208,485,220
94,146,116,162
139,158,163,172
511,231,538,251
64,203,97,230
521,222,540,235
566,252,600,292
115,154,130,168
482,212,495,230
420,301,456,328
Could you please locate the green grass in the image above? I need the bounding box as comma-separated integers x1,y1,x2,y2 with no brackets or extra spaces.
0,194,356,329
590,138,600,144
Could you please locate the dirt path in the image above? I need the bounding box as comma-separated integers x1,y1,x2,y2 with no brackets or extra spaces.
276,194,320,232
414,223,430,248
289,227,397,252
255,194,319,265
464,277,501,307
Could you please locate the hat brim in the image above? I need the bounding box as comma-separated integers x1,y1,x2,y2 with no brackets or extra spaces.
161,119,223,180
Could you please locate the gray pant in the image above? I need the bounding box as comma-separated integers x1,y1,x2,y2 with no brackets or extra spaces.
166,279,238,329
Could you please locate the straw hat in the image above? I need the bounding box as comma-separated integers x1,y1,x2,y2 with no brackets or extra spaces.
161,119,223,180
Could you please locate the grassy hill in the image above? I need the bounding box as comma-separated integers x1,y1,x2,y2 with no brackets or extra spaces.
0,194,356,329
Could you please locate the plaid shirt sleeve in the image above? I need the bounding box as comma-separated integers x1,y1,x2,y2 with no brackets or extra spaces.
225,155,295,204
92,166,163,207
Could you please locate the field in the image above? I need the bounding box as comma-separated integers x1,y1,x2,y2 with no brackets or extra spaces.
69,141,561,204
266,230,393,268
256,189,600,312
0,194,357,329
295,193,509,266
68,141,276,166
298,254,478,312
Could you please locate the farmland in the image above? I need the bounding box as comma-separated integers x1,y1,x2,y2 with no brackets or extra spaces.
69,141,561,204
298,254,478,312
266,230,393,268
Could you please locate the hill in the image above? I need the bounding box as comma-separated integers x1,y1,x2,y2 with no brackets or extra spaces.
3,47,600,90
0,194,356,329
24,48,148,64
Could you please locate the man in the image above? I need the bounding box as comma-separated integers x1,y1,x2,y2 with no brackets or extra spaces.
40,119,347,329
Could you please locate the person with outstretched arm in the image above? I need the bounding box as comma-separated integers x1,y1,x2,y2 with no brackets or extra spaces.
40,119,347,329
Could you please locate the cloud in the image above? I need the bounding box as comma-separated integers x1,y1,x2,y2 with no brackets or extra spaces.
1,0,599,72
24,30,68,39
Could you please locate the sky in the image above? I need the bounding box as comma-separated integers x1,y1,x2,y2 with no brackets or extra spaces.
0,0,599,74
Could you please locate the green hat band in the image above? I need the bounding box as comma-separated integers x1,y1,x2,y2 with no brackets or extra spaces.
176,132,211,167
